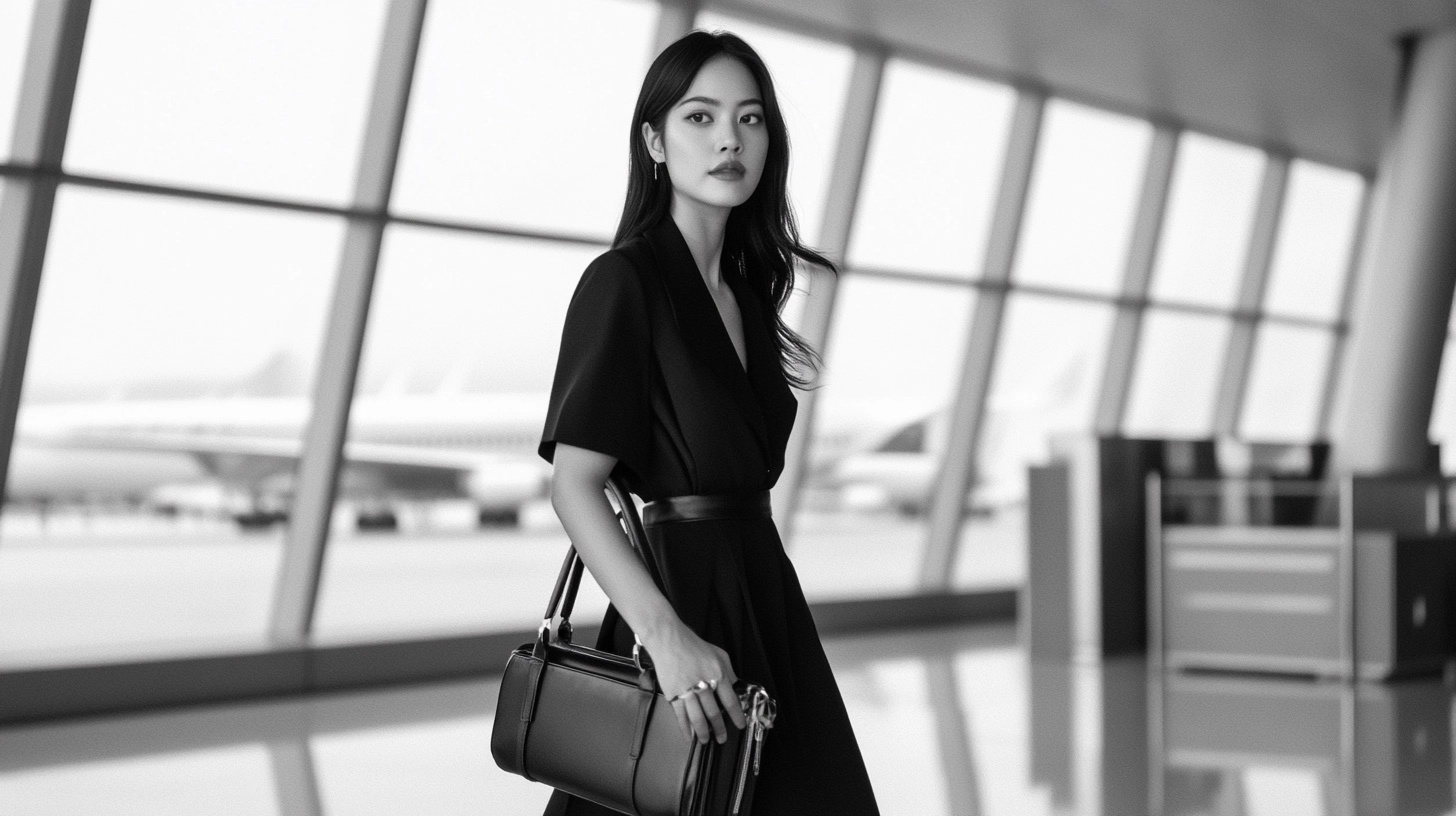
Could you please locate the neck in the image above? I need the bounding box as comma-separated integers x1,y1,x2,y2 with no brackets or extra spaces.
669,198,731,289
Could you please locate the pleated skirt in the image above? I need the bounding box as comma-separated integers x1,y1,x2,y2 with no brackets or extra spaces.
542,515,880,815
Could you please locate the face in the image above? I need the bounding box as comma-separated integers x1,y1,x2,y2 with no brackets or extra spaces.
643,55,769,216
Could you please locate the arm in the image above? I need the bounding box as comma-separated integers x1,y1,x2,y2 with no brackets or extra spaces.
551,442,747,743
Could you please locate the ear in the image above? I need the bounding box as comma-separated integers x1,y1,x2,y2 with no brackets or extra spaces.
641,121,666,164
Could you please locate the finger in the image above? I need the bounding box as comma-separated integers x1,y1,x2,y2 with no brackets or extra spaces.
682,693,711,744
699,689,728,744
669,697,692,738
715,681,747,730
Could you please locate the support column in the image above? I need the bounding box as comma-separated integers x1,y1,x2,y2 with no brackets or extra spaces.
770,49,884,537
1328,27,1456,474
270,0,427,643
920,90,1045,589
0,0,89,516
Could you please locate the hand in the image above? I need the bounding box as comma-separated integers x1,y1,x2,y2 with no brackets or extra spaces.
641,622,748,745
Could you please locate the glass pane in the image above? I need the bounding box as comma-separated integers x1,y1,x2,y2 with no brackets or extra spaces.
696,12,853,244
1240,323,1333,442
847,60,1016,278
1263,161,1364,322
1124,310,1231,437
1013,99,1152,295
957,294,1114,590
314,228,603,640
65,0,387,202
0,0,34,160
0,187,341,662
1149,132,1264,309
392,0,657,237
1432,339,1456,472
793,275,976,599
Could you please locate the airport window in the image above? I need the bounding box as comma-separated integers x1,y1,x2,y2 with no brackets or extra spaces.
1240,323,1334,442
1148,132,1265,310
846,59,1016,279
63,0,388,204
1012,99,1152,297
695,12,854,244
314,227,606,640
956,293,1115,589
0,0,33,161
0,186,342,660
0,0,1398,683
1123,309,1231,438
782,275,811,335
792,274,976,599
1262,160,1365,323
391,0,658,238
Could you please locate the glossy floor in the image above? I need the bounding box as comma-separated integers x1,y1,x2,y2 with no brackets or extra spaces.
0,622,1451,815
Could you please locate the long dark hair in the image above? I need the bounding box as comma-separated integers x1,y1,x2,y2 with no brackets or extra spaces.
614,30,835,388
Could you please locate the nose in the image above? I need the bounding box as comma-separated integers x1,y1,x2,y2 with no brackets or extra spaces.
717,122,742,154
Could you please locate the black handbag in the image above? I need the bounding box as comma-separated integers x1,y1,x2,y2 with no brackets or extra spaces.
491,476,776,815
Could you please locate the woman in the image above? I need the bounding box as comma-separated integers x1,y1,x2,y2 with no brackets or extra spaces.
539,30,880,815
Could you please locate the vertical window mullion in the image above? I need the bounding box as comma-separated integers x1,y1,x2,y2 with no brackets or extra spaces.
1212,154,1289,436
771,47,885,540
270,0,428,643
1094,125,1178,435
920,89,1045,590
0,0,88,510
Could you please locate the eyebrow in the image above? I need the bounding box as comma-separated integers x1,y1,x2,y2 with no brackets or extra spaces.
675,95,765,109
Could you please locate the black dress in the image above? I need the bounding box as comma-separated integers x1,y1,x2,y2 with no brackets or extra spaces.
537,218,881,815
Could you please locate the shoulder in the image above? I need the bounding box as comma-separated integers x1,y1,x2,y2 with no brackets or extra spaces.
574,237,657,304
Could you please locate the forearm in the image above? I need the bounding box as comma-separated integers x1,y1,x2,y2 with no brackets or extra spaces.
551,470,680,643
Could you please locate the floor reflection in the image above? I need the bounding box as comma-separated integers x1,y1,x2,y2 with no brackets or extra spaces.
0,623,1451,815
1154,674,1451,816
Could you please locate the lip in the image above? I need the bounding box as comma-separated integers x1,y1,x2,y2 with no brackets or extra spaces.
708,160,747,180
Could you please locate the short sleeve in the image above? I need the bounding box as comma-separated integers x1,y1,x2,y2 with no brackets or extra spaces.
538,251,653,478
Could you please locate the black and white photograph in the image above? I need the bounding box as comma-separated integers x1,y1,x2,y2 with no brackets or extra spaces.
1,0,1455,813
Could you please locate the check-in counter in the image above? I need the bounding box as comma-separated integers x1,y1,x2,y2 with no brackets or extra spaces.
1026,435,1327,660
1150,477,1456,680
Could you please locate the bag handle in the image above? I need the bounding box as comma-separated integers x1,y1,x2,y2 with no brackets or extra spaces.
539,475,663,671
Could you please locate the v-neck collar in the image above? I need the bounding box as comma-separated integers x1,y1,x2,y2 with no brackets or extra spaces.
646,217,771,448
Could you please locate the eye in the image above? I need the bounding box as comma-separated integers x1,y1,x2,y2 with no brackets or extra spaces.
740,112,764,125
686,111,711,124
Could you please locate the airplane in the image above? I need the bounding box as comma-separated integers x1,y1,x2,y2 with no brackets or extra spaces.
5,350,1089,530
9,393,551,530
813,351,1095,516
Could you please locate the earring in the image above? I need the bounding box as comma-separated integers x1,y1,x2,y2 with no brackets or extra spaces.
653,162,660,181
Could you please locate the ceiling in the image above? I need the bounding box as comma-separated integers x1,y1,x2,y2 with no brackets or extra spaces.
709,0,1456,173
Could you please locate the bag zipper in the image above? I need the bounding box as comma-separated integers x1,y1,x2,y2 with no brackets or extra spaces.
730,687,776,814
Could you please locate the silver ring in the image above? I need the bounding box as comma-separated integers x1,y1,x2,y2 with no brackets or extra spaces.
671,680,712,702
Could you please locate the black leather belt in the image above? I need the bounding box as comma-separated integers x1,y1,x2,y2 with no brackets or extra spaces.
641,491,772,526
